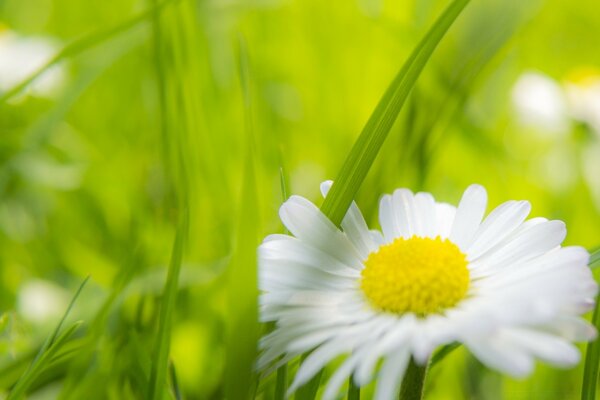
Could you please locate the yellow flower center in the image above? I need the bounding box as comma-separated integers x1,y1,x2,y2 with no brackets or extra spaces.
360,236,469,315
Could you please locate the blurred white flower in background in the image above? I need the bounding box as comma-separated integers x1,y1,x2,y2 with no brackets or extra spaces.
0,29,65,99
17,280,69,325
511,71,570,135
565,69,600,137
511,68,600,209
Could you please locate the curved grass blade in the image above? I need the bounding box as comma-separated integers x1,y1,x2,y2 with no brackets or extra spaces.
319,0,470,227
0,0,175,104
7,277,89,400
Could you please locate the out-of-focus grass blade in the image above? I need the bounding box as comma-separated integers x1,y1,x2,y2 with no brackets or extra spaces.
590,248,600,269
319,0,470,227
169,361,182,400
7,277,89,400
294,1,470,397
0,0,175,104
224,35,260,400
148,212,188,400
581,247,600,400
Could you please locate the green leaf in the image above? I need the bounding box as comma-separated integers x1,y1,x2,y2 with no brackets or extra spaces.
319,0,470,227
148,212,188,400
7,277,89,400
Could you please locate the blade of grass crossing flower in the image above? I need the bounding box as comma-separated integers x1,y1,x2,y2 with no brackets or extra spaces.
299,1,470,398
7,277,89,400
224,35,261,400
319,0,470,227
148,212,188,400
581,247,600,400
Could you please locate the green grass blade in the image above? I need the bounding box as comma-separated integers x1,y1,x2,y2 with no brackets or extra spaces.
7,277,89,400
223,34,261,400
148,212,188,400
0,0,175,103
581,248,600,400
319,0,470,227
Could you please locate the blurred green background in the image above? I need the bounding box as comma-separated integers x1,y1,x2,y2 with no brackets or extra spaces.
1,0,599,398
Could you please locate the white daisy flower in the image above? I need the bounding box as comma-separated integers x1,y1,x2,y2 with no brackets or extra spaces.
258,182,597,400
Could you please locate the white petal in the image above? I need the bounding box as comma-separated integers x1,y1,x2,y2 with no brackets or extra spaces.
279,195,363,268
414,192,437,238
259,234,360,277
466,200,531,260
450,184,488,250
434,202,456,239
322,355,360,400
288,339,351,395
379,194,397,243
470,220,566,275
547,315,597,341
392,189,417,238
374,350,410,400
320,180,378,257
355,315,415,385
466,336,534,377
503,328,580,367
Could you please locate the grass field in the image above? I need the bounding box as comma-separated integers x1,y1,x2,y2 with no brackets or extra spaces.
1,0,600,399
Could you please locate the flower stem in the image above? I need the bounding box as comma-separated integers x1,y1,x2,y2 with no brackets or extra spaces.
398,358,428,400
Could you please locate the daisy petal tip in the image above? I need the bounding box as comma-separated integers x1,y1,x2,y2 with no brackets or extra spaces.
465,183,487,198
320,180,334,197
588,326,598,341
